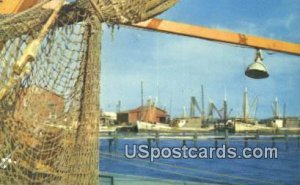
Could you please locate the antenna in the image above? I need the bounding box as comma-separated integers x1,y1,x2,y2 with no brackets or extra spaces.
250,96,259,119
190,97,194,117
183,106,186,118
272,97,280,118
154,96,158,107
224,86,227,101
116,100,121,113
169,97,172,119
141,81,144,107
283,103,286,118
223,98,227,121
201,84,205,120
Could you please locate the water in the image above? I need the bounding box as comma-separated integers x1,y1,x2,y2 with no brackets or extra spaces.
99,134,300,185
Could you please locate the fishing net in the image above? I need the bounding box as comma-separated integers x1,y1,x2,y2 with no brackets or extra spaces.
0,0,177,184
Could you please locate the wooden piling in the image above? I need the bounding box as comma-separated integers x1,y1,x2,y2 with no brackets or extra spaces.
155,131,159,147
244,131,248,148
113,131,118,151
255,130,259,147
298,135,300,150
284,130,289,151
224,129,228,147
215,139,218,148
272,137,275,148
108,139,113,153
182,140,186,146
147,138,151,147
193,132,198,147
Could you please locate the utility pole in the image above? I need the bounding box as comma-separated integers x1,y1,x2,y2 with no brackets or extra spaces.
243,88,249,123
273,97,280,119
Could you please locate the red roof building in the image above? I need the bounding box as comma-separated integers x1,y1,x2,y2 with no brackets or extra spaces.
14,86,64,124
117,106,168,124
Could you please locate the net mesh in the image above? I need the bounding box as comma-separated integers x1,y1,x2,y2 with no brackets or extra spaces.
0,0,177,184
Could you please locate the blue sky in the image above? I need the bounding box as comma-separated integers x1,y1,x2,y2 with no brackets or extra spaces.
100,0,300,119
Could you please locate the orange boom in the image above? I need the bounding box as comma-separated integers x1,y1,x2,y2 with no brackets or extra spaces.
0,0,38,14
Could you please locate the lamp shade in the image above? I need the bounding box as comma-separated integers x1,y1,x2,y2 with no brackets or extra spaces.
245,50,269,79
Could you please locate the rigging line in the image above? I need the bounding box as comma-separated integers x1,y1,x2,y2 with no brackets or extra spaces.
100,155,234,185
100,151,279,185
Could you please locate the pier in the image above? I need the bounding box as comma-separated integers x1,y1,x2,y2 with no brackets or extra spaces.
100,130,300,151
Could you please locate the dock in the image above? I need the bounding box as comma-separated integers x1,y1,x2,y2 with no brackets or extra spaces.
100,130,300,151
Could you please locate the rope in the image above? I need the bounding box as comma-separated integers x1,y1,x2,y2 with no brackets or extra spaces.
0,0,65,101
0,0,179,184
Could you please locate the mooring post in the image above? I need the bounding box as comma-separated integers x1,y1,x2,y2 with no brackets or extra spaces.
182,132,187,146
147,138,151,147
214,127,216,136
214,127,219,136
155,131,159,147
108,139,113,153
182,140,186,146
113,131,118,152
272,137,275,148
147,138,152,154
244,131,248,148
255,130,259,147
298,135,300,150
284,130,289,151
224,129,228,148
193,132,198,147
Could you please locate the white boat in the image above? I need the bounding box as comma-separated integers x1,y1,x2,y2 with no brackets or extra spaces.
136,121,172,131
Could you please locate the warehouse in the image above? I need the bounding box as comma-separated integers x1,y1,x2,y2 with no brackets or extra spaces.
117,106,169,124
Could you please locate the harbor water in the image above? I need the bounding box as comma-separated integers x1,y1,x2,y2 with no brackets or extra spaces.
99,133,300,185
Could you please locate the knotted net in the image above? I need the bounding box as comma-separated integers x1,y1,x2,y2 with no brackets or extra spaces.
0,0,177,184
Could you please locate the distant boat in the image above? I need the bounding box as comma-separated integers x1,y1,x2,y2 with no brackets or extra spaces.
136,121,172,131
137,119,215,132
171,118,186,128
214,119,235,133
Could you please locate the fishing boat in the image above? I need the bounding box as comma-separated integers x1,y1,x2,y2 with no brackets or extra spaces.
136,121,172,131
